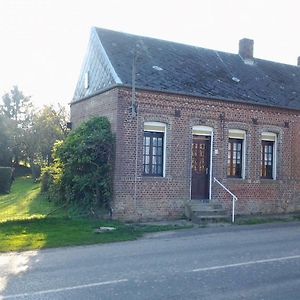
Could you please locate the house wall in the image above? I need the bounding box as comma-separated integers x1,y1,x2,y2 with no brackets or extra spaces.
70,87,300,221
70,88,119,132
113,88,300,221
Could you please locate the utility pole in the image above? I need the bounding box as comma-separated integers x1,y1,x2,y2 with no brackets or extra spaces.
131,47,138,117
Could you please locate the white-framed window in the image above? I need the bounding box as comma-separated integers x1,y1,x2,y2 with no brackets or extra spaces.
261,132,277,179
227,129,246,179
143,122,166,177
84,72,89,89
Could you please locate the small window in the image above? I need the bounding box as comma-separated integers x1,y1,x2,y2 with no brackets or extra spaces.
227,139,243,177
261,141,274,178
261,132,276,179
84,72,89,89
227,130,246,178
143,122,166,177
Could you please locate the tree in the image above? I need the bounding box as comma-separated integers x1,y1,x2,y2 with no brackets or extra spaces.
0,86,34,165
22,104,69,168
0,115,12,166
1,87,69,178
1,86,33,124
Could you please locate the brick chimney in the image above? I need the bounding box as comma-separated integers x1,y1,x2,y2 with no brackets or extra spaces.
298,56,300,66
239,38,254,62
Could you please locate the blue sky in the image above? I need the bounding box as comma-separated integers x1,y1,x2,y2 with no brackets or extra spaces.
0,0,299,107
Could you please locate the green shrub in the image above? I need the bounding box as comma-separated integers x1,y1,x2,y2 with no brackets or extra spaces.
0,167,13,194
40,167,51,193
42,117,114,215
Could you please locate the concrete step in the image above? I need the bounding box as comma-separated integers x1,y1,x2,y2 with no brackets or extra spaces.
191,214,229,224
190,205,224,212
189,201,223,210
185,200,229,224
193,209,227,216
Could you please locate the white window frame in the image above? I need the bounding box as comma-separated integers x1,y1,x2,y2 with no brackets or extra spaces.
228,129,246,179
144,122,167,177
84,72,89,89
261,132,277,180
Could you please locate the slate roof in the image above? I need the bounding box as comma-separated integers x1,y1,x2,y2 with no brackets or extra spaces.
74,27,300,110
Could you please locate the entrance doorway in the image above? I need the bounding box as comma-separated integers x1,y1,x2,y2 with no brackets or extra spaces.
191,135,211,200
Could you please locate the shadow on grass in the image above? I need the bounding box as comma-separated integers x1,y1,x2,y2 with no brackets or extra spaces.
0,177,191,253
0,177,66,222
0,217,189,253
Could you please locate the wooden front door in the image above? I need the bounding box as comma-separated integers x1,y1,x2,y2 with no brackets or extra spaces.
191,135,211,200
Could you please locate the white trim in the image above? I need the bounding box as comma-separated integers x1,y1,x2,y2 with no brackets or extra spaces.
191,126,214,200
143,122,167,177
144,122,166,133
242,134,246,179
228,129,246,179
228,129,245,139
93,28,122,84
261,132,276,141
261,132,277,180
209,131,213,199
274,135,277,180
192,125,214,136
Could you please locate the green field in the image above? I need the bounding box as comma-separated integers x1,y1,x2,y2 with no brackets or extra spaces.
0,177,187,252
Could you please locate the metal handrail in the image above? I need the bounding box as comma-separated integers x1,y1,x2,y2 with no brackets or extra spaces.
213,177,238,223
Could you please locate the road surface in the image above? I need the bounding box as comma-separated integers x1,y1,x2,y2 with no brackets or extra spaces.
1,222,300,299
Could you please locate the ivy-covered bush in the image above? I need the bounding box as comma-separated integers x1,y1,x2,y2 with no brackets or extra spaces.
42,117,114,215
0,167,13,194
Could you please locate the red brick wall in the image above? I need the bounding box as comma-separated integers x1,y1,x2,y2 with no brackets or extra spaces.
71,87,300,221
70,89,119,132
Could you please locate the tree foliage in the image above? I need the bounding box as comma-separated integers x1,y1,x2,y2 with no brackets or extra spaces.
0,115,12,166
0,86,33,165
42,117,114,216
23,104,69,168
0,86,69,175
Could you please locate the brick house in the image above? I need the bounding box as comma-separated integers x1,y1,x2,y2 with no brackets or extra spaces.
71,27,300,221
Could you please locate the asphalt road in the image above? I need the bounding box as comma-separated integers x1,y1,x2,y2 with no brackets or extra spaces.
1,222,300,300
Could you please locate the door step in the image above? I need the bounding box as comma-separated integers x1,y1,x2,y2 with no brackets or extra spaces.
185,201,229,224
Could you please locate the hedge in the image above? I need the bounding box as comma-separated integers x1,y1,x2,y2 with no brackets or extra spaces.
0,167,12,194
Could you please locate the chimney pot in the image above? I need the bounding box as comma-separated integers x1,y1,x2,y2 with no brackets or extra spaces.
239,38,254,61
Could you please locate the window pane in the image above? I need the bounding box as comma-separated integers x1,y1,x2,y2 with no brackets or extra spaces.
228,138,243,178
153,146,157,155
261,140,274,179
152,164,156,174
157,165,162,175
144,164,149,174
143,131,164,176
145,136,150,146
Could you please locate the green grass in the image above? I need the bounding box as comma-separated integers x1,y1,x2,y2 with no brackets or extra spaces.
0,177,65,222
234,214,300,225
0,218,180,252
0,177,189,252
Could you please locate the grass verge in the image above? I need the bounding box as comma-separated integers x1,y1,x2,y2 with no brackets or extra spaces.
235,214,300,225
0,217,187,252
0,177,190,252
